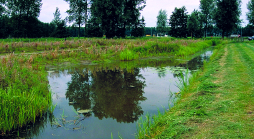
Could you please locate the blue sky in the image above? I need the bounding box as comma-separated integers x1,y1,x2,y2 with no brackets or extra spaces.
38,0,249,27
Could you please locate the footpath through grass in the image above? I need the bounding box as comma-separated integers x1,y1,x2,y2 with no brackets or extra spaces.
137,42,254,138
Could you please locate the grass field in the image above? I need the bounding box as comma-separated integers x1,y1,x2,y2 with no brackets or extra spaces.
137,42,254,138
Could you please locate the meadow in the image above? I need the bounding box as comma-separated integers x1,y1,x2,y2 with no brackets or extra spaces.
0,37,222,64
0,37,223,134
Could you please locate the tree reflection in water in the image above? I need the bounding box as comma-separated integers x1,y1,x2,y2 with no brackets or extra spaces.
66,68,146,123
66,69,92,117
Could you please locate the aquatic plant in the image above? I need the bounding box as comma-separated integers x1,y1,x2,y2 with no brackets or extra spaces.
120,49,138,61
0,54,52,133
176,69,190,92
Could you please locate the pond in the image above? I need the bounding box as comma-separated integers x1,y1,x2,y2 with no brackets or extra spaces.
1,48,213,139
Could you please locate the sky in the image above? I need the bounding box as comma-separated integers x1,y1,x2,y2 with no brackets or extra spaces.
38,0,249,27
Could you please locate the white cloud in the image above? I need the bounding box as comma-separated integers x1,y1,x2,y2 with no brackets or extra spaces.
38,0,69,23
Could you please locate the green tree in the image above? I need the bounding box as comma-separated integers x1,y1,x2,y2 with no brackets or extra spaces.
0,0,5,14
156,9,168,36
50,7,68,38
0,0,9,38
200,0,215,37
214,0,241,39
247,0,254,25
131,16,145,37
89,0,146,38
65,0,88,38
169,6,188,38
6,0,42,37
51,7,62,26
187,10,199,38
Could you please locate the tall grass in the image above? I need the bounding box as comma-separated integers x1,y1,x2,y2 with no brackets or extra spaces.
0,54,52,133
0,38,224,66
176,69,190,92
119,49,138,61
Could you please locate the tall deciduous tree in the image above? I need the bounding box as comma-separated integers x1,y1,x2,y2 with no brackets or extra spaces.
156,9,168,36
89,0,146,38
214,0,241,39
169,6,188,38
200,0,215,37
247,0,254,25
6,0,42,37
131,16,145,37
187,10,199,38
65,0,89,38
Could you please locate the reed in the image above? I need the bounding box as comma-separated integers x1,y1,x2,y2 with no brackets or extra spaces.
119,49,138,61
0,54,52,133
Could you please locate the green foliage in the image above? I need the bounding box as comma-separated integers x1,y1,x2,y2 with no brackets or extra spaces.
247,0,254,25
50,7,69,38
65,0,88,38
214,0,241,38
89,0,146,38
0,55,52,132
5,0,42,38
51,7,62,26
169,6,188,38
199,0,215,38
176,69,189,92
120,49,138,61
156,9,168,35
131,16,146,37
187,10,201,38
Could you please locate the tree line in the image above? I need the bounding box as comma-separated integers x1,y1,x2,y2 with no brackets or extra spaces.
1,0,254,39
0,0,146,38
156,0,254,39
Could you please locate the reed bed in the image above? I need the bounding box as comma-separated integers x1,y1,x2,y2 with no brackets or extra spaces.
0,38,223,64
0,53,52,133
0,38,221,57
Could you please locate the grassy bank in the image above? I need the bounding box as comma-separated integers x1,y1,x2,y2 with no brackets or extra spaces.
137,42,254,138
0,54,53,133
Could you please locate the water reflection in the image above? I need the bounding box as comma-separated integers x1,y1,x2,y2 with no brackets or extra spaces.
1,48,213,139
66,70,92,117
1,112,55,139
66,68,146,123
179,50,212,70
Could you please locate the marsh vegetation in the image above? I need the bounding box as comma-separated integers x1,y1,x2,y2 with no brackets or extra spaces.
0,37,218,137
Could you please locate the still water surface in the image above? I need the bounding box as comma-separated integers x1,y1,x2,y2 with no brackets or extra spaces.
2,49,213,139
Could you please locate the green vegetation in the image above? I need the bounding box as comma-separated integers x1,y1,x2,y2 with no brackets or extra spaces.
156,9,168,36
199,0,215,38
0,54,52,133
169,6,188,38
0,37,222,134
137,42,254,138
0,38,222,63
214,0,241,39
120,49,138,61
